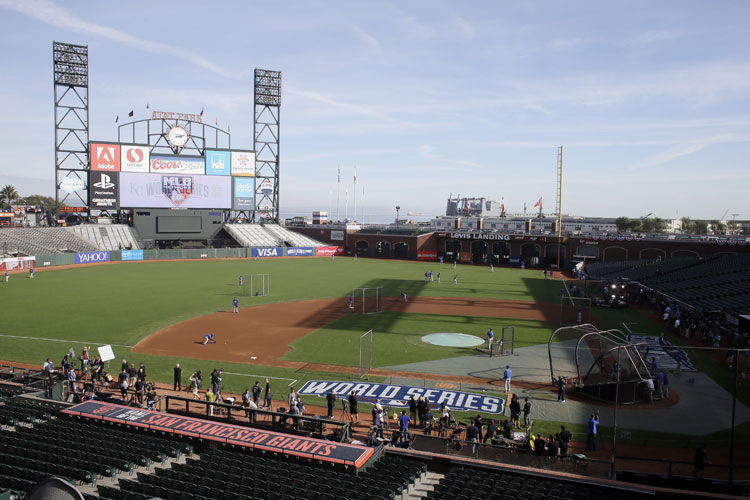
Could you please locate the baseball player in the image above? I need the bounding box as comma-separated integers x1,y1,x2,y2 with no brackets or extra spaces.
487,328,494,351
29,267,34,279
453,260,457,269
348,294,354,309
429,271,434,282
452,275,458,285
4,270,8,282
424,271,429,282
400,291,407,303
437,272,441,283
203,333,216,344
239,275,243,286
233,297,239,313
490,263,494,272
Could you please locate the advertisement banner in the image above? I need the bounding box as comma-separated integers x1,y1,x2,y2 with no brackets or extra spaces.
317,246,344,256
75,251,110,264
120,144,150,173
508,256,522,266
90,143,120,172
62,401,374,469
287,247,314,257
150,155,205,174
60,177,87,193
330,230,344,241
88,171,119,210
232,177,255,210
0,256,35,272
417,250,437,261
259,178,274,197
121,250,144,261
205,150,231,176
231,151,255,176
298,380,505,414
251,247,283,258
119,172,231,209
459,251,472,263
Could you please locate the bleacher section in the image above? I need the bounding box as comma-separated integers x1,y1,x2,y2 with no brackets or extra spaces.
66,224,141,251
427,466,648,500
225,223,326,248
0,227,99,256
586,254,750,313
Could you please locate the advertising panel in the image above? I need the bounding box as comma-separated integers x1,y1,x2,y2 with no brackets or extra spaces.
317,246,344,256
230,150,255,176
251,247,283,258
121,249,144,261
150,155,205,174
259,178,274,197
62,401,374,469
119,172,231,209
0,256,35,272
90,143,120,172
459,251,472,263
75,251,110,264
417,250,437,261
88,171,119,210
298,380,505,414
205,150,231,176
287,247,314,256
120,144,150,173
60,177,87,193
330,230,344,241
232,177,255,210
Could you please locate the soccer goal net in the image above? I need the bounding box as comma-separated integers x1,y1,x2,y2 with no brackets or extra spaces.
352,287,383,314
242,274,270,297
359,330,373,378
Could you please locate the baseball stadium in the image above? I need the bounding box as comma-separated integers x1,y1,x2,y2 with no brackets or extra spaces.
0,41,749,500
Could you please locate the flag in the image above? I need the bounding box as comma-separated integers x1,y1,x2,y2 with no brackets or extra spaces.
146,103,150,109
200,108,204,116
128,110,134,117
115,115,119,123
501,197,505,213
215,118,218,126
534,197,542,208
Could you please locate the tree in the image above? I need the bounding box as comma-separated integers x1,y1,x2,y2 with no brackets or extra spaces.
727,220,739,235
0,185,19,209
694,220,708,235
615,217,631,232
709,220,726,235
680,217,695,234
19,194,58,212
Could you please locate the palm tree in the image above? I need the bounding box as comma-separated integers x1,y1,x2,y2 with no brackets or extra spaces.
0,185,19,209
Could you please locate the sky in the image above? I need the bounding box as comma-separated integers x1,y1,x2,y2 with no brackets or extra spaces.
0,0,749,223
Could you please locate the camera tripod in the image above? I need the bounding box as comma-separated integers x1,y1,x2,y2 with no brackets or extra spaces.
340,400,354,423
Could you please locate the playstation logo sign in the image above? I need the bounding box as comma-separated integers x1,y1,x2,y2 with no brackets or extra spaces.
94,173,115,189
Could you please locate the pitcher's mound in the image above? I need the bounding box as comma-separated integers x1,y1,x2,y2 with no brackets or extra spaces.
422,333,483,347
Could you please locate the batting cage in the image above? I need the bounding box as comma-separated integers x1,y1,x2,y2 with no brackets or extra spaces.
548,324,651,403
352,287,383,314
242,274,270,297
489,326,515,357
359,329,373,378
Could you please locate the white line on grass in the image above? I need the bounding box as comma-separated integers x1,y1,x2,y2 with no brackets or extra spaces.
0,334,134,348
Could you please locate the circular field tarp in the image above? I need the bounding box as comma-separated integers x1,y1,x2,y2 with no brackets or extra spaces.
422,333,484,347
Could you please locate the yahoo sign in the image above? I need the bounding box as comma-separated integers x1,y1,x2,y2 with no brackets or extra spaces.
75,251,110,264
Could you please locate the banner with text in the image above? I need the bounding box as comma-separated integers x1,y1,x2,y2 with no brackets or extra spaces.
205,149,231,176
120,172,231,209
120,144,150,173
90,143,120,172
121,250,144,261
0,256,35,272
150,155,205,175
231,151,255,176
88,171,119,210
316,246,345,256
417,250,437,261
232,177,255,210
252,247,283,258
287,247,314,256
298,380,505,414
75,251,110,264
62,401,373,468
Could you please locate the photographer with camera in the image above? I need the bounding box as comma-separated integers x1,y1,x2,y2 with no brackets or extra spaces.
146,382,157,410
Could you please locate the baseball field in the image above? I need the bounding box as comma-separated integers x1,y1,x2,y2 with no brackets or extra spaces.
1,255,748,464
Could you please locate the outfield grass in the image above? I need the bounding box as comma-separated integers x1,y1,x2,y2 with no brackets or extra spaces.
283,312,556,367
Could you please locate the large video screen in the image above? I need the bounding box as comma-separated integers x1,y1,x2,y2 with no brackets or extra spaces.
119,172,231,209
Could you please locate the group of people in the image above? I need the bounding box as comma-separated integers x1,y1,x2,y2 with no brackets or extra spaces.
531,426,573,457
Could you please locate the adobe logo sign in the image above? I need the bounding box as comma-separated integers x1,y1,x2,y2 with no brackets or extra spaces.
120,144,150,172
90,143,121,171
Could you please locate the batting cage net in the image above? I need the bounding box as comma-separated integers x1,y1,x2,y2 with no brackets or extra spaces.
359,329,373,378
242,274,270,297
352,287,383,314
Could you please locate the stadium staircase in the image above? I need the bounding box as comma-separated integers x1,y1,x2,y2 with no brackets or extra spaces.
0,227,99,256
66,224,141,251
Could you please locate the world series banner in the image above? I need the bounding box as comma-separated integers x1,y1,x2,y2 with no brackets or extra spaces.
62,401,374,468
298,381,505,414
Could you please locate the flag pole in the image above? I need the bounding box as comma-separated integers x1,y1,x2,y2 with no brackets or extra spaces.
336,167,341,222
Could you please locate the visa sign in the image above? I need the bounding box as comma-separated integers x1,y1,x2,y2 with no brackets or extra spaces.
75,251,110,264
252,247,282,258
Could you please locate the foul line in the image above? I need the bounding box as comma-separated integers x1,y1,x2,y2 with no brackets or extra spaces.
0,334,133,349
222,371,297,386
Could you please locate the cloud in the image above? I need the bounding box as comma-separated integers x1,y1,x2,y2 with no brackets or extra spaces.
0,0,232,76
454,16,476,38
628,134,750,171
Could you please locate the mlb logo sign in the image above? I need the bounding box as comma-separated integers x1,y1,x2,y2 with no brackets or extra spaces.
162,175,193,205
90,143,121,171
